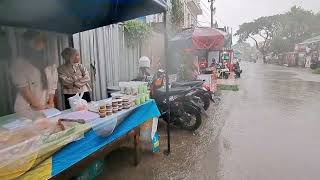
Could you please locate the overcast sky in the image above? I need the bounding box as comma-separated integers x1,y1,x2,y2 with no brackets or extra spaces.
198,0,320,43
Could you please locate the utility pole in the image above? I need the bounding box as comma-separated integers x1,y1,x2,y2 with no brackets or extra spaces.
209,0,215,28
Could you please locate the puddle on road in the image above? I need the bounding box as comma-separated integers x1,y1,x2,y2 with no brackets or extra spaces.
216,62,320,180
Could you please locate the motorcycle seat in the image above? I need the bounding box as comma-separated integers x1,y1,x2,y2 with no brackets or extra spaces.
171,80,203,88
155,87,187,96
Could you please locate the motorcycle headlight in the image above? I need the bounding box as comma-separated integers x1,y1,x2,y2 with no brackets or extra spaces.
169,96,178,101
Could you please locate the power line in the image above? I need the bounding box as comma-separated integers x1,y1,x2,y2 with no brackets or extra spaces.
184,1,201,27
200,1,211,13
201,8,211,17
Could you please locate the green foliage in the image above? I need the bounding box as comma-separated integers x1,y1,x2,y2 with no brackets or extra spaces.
236,6,320,57
170,0,184,31
235,15,281,58
313,68,320,74
270,36,293,55
280,6,319,44
124,20,151,47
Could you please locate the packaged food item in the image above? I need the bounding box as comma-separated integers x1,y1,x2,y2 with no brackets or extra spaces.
112,100,118,107
143,85,148,93
98,109,106,118
146,92,150,101
138,85,144,94
106,110,113,116
106,104,112,115
140,94,146,104
134,96,141,105
122,98,131,109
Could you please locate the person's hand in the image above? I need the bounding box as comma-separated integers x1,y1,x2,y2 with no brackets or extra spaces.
47,102,55,109
31,103,45,111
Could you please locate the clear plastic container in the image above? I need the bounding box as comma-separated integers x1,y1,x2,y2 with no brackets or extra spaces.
145,92,150,101
143,85,148,93
134,96,141,105
91,117,117,137
138,84,144,94
140,94,146,103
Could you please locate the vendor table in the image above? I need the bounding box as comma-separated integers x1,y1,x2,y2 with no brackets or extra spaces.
15,100,160,179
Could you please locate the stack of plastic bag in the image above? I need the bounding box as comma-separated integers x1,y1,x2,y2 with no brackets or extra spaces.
68,92,88,111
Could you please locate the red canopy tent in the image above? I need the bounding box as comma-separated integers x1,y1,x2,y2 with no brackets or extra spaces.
169,27,226,50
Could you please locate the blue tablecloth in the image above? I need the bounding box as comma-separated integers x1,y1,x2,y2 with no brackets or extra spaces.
52,100,160,176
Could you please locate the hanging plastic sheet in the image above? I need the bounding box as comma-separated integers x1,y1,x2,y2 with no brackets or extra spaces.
0,117,91,180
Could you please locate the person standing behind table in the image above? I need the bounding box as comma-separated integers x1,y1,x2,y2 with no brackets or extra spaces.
10,31,58,117
58,48,91,109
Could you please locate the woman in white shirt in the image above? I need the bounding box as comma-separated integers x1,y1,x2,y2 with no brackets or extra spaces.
10,31,58,117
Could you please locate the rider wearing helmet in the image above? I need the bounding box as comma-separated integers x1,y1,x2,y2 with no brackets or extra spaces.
137,56,151,81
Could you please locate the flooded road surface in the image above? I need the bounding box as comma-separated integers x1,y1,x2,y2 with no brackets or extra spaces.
99,62,320,180
216,62,320,180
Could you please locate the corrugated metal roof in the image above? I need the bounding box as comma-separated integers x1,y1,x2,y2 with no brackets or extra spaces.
299,35,320,45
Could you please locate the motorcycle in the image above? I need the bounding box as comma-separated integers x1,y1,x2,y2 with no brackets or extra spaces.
171,80,216,111
153,87,206,131
234,62,242,79
150,70,206,131
216,63,230,79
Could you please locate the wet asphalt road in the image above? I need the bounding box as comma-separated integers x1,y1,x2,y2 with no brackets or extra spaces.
217,62,320,180
99,61,320,180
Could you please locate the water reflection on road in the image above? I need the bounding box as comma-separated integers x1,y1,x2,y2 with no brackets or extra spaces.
216,62,320,180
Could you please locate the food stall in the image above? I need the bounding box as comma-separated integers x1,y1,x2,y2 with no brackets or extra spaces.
0,0,167,179
295,35,320,68
169,27,227,92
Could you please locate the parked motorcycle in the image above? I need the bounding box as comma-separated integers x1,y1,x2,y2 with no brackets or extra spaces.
150,70,206,131
216,63,230,79
171,80,214,111
153,87,205,131
310,62,320,70
161,68,215,111
234,62,242,79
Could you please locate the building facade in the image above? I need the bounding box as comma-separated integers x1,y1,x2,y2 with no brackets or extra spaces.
146,0,202,28
183,0,202,28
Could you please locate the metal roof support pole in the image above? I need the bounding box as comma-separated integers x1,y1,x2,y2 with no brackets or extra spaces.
163,10,171,155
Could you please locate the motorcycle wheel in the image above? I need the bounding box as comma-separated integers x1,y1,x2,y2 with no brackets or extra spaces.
199,95,210,111
223,73,229,79
179,109,202,131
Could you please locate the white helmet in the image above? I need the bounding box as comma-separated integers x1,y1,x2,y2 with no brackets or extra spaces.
139,56,151,68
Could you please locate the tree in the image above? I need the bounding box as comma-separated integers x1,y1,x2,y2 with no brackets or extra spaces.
236,6,320,59
279,6,317,45
170,0,184,31
269,36,293,55
235,15,281,62
124,20,151,47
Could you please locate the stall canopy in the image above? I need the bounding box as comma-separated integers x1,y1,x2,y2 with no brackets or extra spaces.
169,27,226,50
0,0,167,34
298,35,320,45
